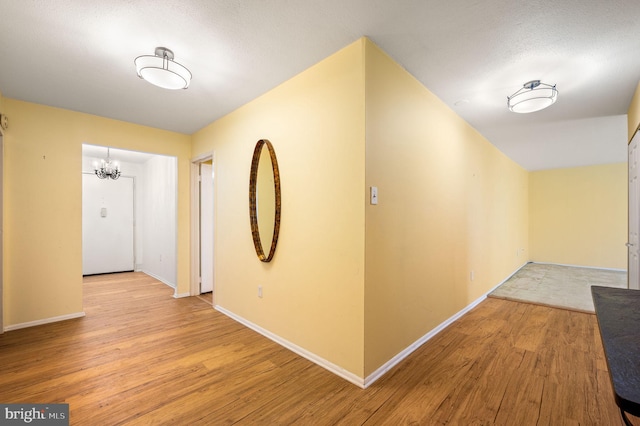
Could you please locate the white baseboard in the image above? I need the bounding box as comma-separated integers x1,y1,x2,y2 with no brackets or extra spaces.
363,261,528,387
215,305,366,388
491,261,530,291
141,270,176,289
4,311,86,332
364,290,486,387
213,262,529,389
173,292,191,299
531,261,626,272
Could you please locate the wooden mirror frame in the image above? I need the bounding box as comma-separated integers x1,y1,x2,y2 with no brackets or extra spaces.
249,139,281,262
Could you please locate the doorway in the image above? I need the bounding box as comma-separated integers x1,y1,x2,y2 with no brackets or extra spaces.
191,155,215,304
628,128,640,290
0,131,3,333
82,144,178,290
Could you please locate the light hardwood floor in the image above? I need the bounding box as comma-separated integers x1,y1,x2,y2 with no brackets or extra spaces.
0,272,637,425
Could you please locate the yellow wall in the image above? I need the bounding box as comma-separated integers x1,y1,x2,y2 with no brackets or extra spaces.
628,80,640,140
2,37,627,382
363,40,529,375
2,99,191,327
192,40,367,376
529,163,627,269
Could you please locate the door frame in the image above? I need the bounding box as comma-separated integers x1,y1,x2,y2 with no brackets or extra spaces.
0,129,4,333
190,152,216,299
629,126,640,290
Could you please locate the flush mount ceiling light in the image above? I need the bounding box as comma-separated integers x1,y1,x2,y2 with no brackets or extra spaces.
507,80,558,113
134,47,192,90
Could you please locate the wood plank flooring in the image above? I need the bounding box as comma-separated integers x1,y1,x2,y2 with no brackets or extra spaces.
0,272,637,425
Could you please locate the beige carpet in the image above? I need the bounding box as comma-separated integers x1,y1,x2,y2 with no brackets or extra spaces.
488,263,627,313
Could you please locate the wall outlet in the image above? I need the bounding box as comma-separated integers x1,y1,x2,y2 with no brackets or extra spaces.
258,285,263,298
470,270,475,281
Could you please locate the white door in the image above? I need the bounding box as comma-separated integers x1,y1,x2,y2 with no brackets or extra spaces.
82,174,135,275
628,131,639,290
200,163,214,293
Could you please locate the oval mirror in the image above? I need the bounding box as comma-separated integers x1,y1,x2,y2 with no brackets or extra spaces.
249,139,281,262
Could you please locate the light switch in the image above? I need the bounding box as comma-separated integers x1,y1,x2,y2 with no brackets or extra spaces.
100,208,107,217
370,186,378,205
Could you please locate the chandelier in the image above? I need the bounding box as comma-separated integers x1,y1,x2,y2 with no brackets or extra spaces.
507,80,558,113
134,47,192,90
94,148,121,180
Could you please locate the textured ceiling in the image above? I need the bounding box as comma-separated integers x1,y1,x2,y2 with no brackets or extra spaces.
1,0,638,170
82,144,158,165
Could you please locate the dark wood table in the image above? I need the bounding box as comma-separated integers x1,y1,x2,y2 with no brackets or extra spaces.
591,285,640,425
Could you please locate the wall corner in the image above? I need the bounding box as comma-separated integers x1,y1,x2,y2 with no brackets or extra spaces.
627,80,640,141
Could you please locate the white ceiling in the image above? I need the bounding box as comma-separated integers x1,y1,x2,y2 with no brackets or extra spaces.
1,0,638,170
82,144,158,164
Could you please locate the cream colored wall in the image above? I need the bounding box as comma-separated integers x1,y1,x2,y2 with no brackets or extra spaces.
4,35,625,382
529,163,627,269
3,99,191,327
192,40,366,376
627,81,640,140
363,40,529,375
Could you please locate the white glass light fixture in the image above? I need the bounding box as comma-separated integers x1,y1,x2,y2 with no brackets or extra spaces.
134,47,192,90
94,148,121,180
507,80,558,113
